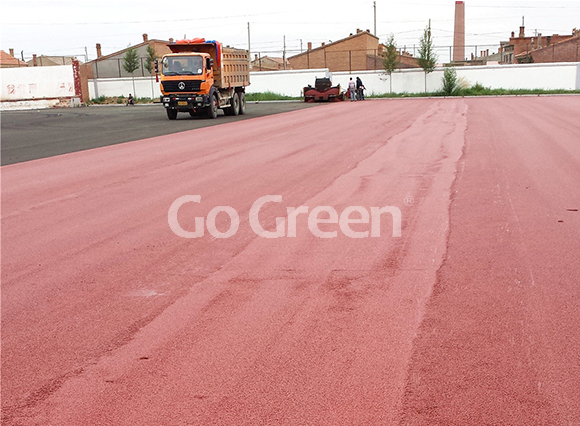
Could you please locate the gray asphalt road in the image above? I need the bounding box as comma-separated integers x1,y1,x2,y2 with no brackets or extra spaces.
0,102,320,165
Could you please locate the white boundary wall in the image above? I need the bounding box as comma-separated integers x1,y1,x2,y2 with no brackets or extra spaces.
246,69,330,98
88,76,162,99
85,62,580,99
1,65,76,100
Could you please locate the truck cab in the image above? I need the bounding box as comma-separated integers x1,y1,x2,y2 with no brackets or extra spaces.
158,40,249,120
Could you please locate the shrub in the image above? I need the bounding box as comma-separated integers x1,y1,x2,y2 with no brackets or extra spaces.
442,67,459,95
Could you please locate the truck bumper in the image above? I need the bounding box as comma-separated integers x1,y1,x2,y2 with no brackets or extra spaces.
161,94,209,110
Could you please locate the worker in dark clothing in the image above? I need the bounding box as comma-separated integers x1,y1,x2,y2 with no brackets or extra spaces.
356,77,365,101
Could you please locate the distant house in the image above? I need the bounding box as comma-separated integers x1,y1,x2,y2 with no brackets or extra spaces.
499,25,579,64
288,29,419,72
0,50,27,68
26,55,81,67
515,29,580,63
251,55,286,71
84,34,173,79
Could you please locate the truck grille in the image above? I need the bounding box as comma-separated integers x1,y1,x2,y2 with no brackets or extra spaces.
162,81,202,92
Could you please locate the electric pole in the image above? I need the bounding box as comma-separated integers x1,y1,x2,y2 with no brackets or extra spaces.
247,22,251,69
374,1,377,36
283,35,286,70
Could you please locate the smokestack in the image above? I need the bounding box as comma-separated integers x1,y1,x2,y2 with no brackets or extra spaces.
32,54,37,66
143,33,149,42
307,42,312,50
453,1,465,62
254,54,258,60
9,48,14,57
519,16,525,37
96,43,102,58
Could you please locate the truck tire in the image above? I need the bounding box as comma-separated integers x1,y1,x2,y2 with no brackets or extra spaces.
207,95,218,119
224,92,240,116
238,92,246,115
231,92,240,116
166,109,178,120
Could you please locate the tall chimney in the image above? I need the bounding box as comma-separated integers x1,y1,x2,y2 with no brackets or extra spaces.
453,1,465,62
9,48,14,57
32,54,37,66
143,33,149,42
307,42,312,50
519,16,525,37
96,43,102,58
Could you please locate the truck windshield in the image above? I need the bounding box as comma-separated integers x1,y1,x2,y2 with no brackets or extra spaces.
163,56,204,76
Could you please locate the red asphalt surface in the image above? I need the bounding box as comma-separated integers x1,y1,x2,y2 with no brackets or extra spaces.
2,97,580,425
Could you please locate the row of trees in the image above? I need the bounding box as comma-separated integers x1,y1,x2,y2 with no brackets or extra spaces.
120,26,438,97
122,45,158,97
383,25,437,93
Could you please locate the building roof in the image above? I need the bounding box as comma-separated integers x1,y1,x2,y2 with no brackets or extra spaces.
515,33,580,62
251,56,284,64
26,55,80,66
88,39,170,63
0,50,27,67
289,30,379,59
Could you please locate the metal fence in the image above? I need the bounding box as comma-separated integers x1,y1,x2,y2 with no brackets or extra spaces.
251,44,503,73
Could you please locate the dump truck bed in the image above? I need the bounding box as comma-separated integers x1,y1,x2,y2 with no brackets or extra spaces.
168,42,249,89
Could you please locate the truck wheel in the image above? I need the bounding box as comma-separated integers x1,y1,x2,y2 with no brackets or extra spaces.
207,95,218,119
166,109,178,120
238,92,246,115
231,92,240,116
224,93,240,116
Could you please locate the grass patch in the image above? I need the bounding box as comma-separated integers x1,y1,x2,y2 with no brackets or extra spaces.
245,91,301,101
370,85,580,98
87,96,156,105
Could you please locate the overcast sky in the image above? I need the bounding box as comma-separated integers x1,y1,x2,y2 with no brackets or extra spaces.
1,0,579,63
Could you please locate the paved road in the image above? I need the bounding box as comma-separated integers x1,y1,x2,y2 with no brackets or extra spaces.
2,97,579,425
0,102,319,165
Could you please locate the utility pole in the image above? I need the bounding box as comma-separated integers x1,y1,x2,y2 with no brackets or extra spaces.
247,22,251,69
283,35,286,70
84,46,88,63
373,1,377,36
300,39,303,53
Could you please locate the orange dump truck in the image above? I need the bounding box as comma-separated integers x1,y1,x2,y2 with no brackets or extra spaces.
157,39,250,119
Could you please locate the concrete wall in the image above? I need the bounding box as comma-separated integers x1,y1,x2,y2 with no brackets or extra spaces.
89,70,330,99
263,62,580,96
246,69,330,98
89,76,162,99
87,62,580,100
1,65,76,100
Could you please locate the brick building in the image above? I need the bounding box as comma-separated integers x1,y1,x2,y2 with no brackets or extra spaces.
288,29,391,72
83,34,172,79
251,55,286,71
499,24,578,64
516,29,580,63
26,55,80,67
0,49,27,68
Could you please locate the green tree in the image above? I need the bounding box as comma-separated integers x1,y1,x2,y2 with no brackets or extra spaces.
123,46,140,97
144,45,158,74
417,25,437,92
382,34,399,94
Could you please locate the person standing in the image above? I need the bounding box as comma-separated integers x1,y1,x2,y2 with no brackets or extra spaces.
356,77,365,101
348,78,357,101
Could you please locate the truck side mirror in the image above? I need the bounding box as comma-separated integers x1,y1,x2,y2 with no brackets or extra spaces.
207,58,214,70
